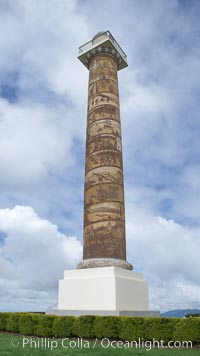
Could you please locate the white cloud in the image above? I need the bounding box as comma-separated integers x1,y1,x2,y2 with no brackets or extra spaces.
172,165,200,221
0,0,88,225
0,99,78,185
122,80,171,116
0,205,82,311
126,203,200,311
0,0,89,100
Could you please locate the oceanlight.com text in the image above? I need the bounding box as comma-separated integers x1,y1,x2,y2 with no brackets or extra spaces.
9,337,193,351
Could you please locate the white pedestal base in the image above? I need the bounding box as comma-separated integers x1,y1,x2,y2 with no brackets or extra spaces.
58,266,149,312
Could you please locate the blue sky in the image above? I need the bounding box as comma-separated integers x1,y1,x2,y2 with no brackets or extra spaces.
0,0,200,312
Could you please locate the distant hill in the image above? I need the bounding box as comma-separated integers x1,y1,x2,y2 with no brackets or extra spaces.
161,309,200,318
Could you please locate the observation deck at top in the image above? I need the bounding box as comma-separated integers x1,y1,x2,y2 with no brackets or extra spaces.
78,30,128,71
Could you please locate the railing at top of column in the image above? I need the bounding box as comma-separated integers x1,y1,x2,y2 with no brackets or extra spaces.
78,31,127,63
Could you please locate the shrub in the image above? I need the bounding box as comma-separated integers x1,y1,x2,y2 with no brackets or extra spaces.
6,313,22,333
73,315,96,338
119,317,145,341
143,317,180,343
0,313,10,331
53,316,76,338
174,317,200,344
34,315,56,337
94,316,120,339
19,314,41,335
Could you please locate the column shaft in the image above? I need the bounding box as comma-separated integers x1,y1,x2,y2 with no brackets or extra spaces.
83,54,126,261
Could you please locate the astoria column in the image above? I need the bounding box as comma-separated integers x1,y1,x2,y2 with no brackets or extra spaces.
77,31,132,270
56,31,150,314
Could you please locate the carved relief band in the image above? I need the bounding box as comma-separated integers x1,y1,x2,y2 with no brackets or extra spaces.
85,166,123,190
86,135,122,156
89,79,119,98
84,202,125,227
88,105,120,125
84,183,124,206
84,220,126,260
86,150,123,173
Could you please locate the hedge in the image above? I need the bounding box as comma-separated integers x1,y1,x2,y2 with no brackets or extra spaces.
19,314,41,335
34,315,56,337
6,313,21,333
0,312,10,331
174,318,200,343
94,316,120,339
143,317,180,343
119,317,146,340
0,313,199,344
73,315,96,338
53,316,76,338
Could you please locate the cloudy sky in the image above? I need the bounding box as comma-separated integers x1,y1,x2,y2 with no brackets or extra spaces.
0,0,200,312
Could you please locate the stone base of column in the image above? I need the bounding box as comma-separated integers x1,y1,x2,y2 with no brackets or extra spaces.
46,309,160,317
77,258,133,270
56,266,151,313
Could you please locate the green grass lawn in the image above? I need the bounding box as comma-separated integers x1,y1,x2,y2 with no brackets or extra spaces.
0,333,199,356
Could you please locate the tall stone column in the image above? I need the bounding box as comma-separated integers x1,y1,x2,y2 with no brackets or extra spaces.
77,32,132,270
56,32,151,315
